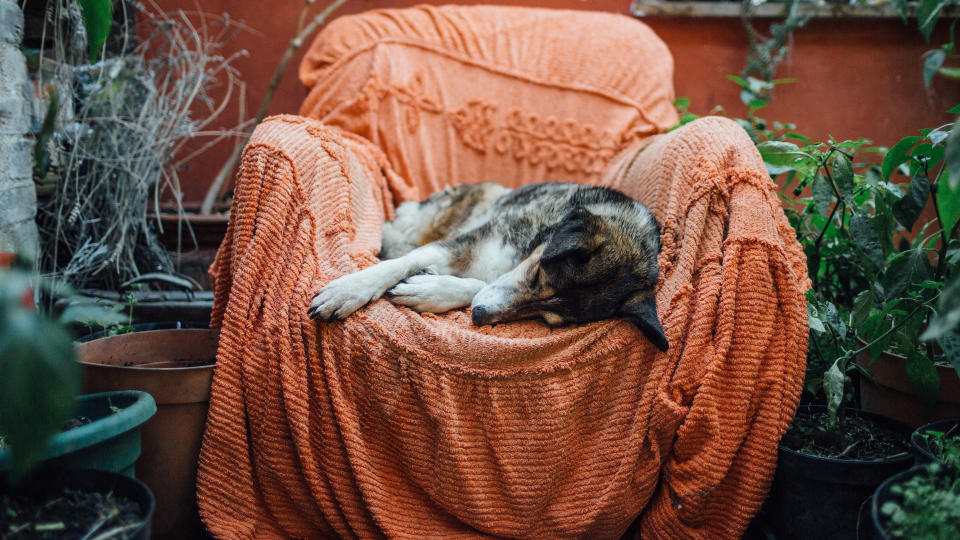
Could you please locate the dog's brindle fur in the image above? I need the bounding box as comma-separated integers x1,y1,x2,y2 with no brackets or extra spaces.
308,182,668,351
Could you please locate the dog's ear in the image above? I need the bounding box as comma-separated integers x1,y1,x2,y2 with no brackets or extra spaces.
621,293,668,352
543,208,601,264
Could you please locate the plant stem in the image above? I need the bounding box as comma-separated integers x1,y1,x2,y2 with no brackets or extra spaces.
849,295,938,358
200,0,349,214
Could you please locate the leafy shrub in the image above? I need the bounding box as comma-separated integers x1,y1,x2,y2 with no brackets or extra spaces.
881,462,960,539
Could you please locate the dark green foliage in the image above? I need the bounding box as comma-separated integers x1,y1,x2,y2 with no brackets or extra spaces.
0,267,122,478
764,108,960,427
881,462,960,539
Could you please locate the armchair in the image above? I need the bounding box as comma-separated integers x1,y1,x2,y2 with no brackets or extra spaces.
198,6,809,538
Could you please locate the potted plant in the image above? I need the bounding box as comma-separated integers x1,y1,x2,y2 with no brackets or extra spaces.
911,417,960,465
757,113,960,420
871,452,960,539
74,323,219,538
0,261,156,538
750,115,960,537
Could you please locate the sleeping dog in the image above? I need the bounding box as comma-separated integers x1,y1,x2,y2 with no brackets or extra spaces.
308,182,668,351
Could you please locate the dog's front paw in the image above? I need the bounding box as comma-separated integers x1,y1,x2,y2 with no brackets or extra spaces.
308,274,381,320
386,274,483,313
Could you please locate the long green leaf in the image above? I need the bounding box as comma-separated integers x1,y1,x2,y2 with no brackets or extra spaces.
904,348,940,411
77,0,112,63
883,248,934,301
850,213,885,268
946,121,960,190
833,153,854,201
812,173,834,215
892,173,932,231
0,311,79,477
924,49,947,88
918,0,948,42
883,136,920,180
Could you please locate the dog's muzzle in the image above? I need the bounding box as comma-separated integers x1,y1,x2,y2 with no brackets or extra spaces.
471,284,517,326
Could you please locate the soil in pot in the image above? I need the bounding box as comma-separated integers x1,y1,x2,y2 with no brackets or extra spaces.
780,408,910,460
765,406,912,540
0,468,154,540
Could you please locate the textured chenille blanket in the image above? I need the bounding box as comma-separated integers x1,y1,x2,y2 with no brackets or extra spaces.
197,6,809,538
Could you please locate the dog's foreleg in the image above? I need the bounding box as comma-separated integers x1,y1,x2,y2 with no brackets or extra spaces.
386,274,487,313
309,244,451,320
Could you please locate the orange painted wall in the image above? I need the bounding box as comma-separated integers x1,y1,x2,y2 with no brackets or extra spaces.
152,0,959,202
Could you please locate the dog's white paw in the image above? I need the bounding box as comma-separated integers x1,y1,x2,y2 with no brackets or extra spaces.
387,274,484,313
309,273,383,320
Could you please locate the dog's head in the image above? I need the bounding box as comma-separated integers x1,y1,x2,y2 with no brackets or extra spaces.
471,206,668,351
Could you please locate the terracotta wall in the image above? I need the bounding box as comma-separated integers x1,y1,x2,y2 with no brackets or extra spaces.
151,0,959,202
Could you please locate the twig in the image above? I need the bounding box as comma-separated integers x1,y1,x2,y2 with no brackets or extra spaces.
832,440,860,459
201,0,348,214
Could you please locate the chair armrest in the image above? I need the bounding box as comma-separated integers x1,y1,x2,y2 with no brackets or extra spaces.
604,117,810,538
208,115,408,328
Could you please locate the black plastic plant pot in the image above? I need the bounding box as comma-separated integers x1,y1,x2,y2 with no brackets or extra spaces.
910,418,960,466
871,465,937,540
765,406,913,540
0,391,156,476
0,467,155,539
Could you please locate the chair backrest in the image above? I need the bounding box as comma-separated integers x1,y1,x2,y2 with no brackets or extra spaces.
299,5,678,201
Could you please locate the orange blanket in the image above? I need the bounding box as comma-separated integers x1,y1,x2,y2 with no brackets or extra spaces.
198,6,808,538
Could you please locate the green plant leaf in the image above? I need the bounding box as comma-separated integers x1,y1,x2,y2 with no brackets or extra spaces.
921,274,960,340
937,172,960,239
864,311,894,360
883,248,934,301
0,309,79,477
924,49,947,88
833,153,854,201
58,302,124,326
812,173,834,215
852,290,874,329
807,302,826,333
850,213,885,268
918,0,947,42
884,136,921,180
892,173,932,231
905,348,940,411
936,330,960,378
946,122,960,191
77,0,113,63
910,142,945,170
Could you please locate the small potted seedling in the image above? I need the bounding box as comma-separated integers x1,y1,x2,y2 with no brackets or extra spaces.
910,418,960,466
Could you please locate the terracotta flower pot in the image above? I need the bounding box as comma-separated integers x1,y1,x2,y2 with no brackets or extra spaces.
857,348,960,428
75,326,219,540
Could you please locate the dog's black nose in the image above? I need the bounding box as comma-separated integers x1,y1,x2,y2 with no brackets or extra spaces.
472,305,489,326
